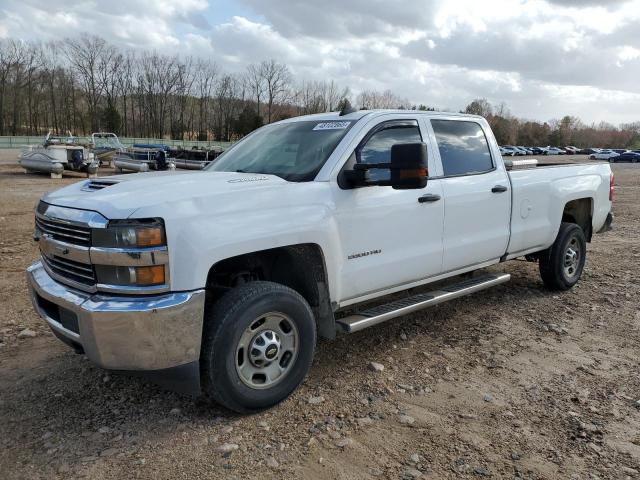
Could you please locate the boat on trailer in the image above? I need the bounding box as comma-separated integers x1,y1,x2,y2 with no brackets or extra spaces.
19,132,98,178
112,143,175,173
90,132,126,167
170,147,224,170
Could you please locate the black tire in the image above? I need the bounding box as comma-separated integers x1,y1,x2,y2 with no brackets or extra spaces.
201,281,316,413
538,222,587,291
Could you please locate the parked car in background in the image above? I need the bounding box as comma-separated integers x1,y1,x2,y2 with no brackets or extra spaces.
579,148,600,155
612,149,628,154
502,146,520,156
611,151,640,162
515,146,529,155
590,149,619,161
545,147,566,155
500,146,515,156
565,146,579,154
529,147,546,155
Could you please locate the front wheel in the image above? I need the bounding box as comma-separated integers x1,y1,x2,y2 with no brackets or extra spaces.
538,222,587,290
201,281,316,413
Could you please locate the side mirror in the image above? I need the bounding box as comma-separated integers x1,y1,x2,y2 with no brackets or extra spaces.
389,142,428,189
340,142,429,189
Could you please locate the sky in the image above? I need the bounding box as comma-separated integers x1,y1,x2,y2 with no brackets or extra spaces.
1,0,640,125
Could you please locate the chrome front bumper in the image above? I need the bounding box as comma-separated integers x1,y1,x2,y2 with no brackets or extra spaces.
27,261,205,372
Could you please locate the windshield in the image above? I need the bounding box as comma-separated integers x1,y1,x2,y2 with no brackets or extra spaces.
206,120,354,181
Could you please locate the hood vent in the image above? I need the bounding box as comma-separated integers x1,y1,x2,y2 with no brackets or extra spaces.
82,179,120,191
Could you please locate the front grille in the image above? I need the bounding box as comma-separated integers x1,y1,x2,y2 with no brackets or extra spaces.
36,216,91,246
42,254,96,286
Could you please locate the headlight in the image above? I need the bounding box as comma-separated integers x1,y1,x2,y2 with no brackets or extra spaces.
92,218,168,290
92,219,165,248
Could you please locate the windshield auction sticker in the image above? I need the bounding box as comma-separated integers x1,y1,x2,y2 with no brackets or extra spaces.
312,121,351,131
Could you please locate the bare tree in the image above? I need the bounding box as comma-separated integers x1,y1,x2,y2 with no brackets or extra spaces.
194,59,217,140
245,63,265,119
357,89,408,110
259,59,290,123
0,40,14,135
64,34,111,132
138,52,183,137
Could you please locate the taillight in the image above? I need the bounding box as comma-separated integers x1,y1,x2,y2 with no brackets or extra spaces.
609,173,615,202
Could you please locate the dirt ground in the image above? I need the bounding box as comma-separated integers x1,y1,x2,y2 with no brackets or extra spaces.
0,149,639,480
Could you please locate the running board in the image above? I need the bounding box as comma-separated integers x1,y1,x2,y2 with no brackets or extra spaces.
336,273,511,333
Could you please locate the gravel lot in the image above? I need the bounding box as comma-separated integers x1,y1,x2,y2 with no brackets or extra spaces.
1,149,639,479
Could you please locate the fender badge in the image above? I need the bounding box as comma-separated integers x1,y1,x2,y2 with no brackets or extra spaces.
348,249,381,260
228,176,268,183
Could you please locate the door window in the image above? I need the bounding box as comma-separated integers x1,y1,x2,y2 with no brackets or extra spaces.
431,120,493,176
358,123,422,181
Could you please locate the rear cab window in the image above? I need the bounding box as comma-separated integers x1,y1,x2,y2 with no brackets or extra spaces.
431,119,494,176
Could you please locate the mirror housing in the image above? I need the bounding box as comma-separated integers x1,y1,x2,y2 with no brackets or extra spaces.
340,142,429,189
389,142,428,189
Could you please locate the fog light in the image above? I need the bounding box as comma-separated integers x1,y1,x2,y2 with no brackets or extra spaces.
95,264,165,286
136,265,165,285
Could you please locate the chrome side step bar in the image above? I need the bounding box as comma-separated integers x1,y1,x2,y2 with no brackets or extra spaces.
336,273,511,333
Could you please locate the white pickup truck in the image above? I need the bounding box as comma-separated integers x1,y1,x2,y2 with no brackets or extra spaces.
27,109,614,412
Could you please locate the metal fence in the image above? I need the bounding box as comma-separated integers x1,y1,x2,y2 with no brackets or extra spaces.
0,136,233,150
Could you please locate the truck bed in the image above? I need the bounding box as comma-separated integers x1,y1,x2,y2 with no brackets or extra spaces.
505,159,612,258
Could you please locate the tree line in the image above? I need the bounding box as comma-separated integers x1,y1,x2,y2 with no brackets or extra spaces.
464,98,640,149
0,35,352,141
1,34,639,148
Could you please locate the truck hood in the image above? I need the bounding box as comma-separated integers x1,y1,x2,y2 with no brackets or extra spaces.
42,170,289,219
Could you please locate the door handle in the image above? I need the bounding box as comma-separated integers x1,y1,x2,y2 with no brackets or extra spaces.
491,185,508,193
418,194,441,203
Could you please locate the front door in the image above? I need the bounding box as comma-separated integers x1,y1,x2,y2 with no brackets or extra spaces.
333,119,445,302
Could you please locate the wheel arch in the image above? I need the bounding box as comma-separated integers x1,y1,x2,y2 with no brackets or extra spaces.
561,197,593,241
205,243,336,339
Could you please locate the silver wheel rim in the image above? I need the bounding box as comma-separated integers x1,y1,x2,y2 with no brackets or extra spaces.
235,312,299,390
563,236,581,278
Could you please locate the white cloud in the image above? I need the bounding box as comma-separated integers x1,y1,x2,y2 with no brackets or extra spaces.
617,45,640,62
0,0,208,48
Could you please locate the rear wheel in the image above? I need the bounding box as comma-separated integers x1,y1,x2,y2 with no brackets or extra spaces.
201,281,316,413
538,222,587,290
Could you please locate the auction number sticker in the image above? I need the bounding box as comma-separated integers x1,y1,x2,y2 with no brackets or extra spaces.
313,121,351,131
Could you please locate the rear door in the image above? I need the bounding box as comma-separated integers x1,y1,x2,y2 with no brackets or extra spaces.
428,118,511,272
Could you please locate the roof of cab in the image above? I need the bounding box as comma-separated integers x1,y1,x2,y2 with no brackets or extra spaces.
276,109,484,124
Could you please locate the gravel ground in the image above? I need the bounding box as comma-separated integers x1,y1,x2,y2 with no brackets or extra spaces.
0,149,639,479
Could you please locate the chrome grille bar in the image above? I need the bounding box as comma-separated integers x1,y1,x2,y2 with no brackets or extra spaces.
47,255,94,275
35,217,91,245
42,255,96,284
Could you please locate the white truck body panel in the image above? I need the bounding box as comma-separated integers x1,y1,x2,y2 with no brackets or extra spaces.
40,110,612,308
